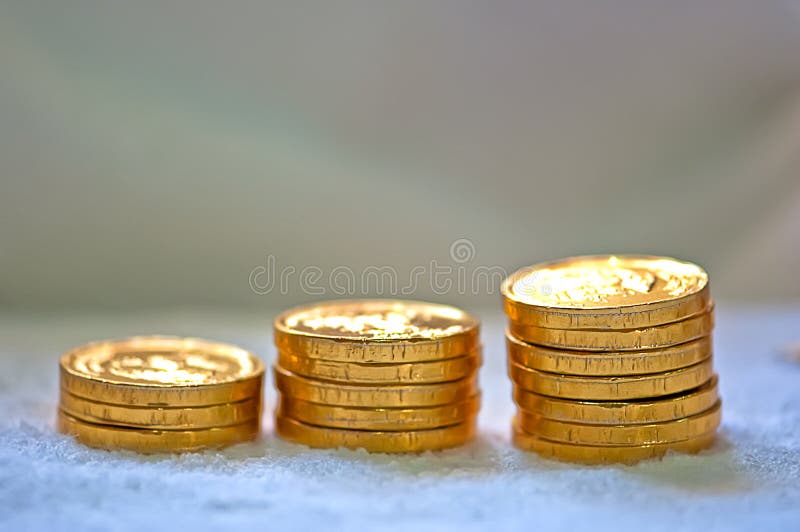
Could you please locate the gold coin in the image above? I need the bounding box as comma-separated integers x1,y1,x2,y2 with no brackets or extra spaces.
59,391,261,430
277,349,481,384
273,365,478,407
502,255,710,329
509,358,714,400
517,401,721,445
57,410,260,453
274,299,480,363
507,332,712,376
512,422,716,465
509,309,713,351
275,415,475,452
514,375,719,425
276,393,480,431
60,336,264,407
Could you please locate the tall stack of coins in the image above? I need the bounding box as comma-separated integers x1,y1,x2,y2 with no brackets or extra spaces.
58,336,264,453
273,300,481,452
501,255,721,464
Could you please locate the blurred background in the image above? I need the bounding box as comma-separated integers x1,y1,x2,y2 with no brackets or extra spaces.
2,1,799,312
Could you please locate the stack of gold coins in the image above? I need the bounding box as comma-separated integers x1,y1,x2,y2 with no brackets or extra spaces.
273,299,481,452
58,336,264,453
501,255,721,465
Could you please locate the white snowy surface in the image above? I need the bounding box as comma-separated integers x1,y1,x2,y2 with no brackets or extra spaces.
1,305,799,531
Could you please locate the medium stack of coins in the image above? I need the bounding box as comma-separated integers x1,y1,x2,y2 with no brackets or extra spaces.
273,300,481,452
502,255,721,464
58,336,264,453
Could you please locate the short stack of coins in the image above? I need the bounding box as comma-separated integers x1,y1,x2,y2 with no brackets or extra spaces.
273,299,481,452
58,336,264,453
501,255,721,465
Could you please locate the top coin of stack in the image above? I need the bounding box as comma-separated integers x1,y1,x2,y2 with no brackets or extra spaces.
273,299,481,452
58,336,264,453
501,255,720,464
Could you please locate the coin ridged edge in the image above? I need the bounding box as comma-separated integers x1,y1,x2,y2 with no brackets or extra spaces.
506,332,712,376
57,410,260,453
516,401,722,445
273,365,479,407
60,369,264,407
508,308,714,351
275,415,475,453
276,393,480,431
512,422,717,465
513,375,719,425
508,358,715,400
277,348,482,384
59,390,262,430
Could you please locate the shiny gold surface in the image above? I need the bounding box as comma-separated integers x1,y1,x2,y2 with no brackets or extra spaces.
277,394,480,431
508,308,713,351
59,391,261,430
517,401,721,445
274,300,480,362
61,336,263,386
514,376,719,425
275,415,475,452
274,365,478,407
512,421,717,465
277,349,481,384
57,410,259,453
507,332,711,376
509,358,714,400
60,336,265,406
502,255,710,329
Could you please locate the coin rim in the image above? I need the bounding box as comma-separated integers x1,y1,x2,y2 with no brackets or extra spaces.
508,308,714,351
59,335,265,388
276,393,480,431
516,400,722,445
274,299,480,362
60,369,264,407
506,332,712,376
501,254,709,311
277,348,482,384
59,390,262,430
508,358,715,400
273,365,479,407
513,375,719,425
57,410,260,453
512,421,717,464
274,414,475,452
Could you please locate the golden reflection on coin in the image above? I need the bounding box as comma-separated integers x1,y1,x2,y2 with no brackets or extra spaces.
509,358,714,400
57,410,260,453
59,391,261,430
277,394,480,431
506,333,711,376
274,300,480,363
502,255,710,329
275,415,475,452
509,308,713,351
517,401,721,445
514,376,719,425
277,349,482,384
512,421,716,465
274,365,478,407
60,336,265,406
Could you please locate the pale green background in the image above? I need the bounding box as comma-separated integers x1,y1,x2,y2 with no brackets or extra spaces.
2,1,799,310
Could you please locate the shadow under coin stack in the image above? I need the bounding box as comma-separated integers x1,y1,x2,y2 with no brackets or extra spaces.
58,336,264,453
501,256,721,465
273,300,481,452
